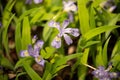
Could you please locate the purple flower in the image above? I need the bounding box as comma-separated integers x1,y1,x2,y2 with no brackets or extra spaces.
25,0,43,4
20,50,30,57
49,20,79,48
63,1,77,12
92,66,119,80
35,56,45,66
25,0,32,4
34,40,44,50
32,35,38,44
34,0,43,4
20,36,45,66
28,45,39,57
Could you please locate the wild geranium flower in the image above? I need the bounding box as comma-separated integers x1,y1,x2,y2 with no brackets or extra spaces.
49,20,79,48
92,65,119,80
20,36,45,66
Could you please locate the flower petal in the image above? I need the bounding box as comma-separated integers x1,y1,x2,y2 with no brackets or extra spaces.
62,20,69,28
34,40,44,50
34,0,43,4
48,20,61,31
28,45,38,57
35,56,45,66
51,36,61,48
63,34,73,45
64,28,80,37
32,35,38,44
68,12,74,22
20,50,29,57
63,1,77,12
25,0,32,4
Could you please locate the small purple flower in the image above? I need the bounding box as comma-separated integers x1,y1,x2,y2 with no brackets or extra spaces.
92,66,119,80
34,0,43,4
35,56,45,66
34,40,44,50
25,0,32,4
20,36,45,66
25,0,43,4
32,35,38,44
20,50,30,57
28,45,39,57
49,20,80,48
63,1,77,12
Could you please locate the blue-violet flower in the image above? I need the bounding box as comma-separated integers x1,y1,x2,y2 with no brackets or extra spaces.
49,20,79,48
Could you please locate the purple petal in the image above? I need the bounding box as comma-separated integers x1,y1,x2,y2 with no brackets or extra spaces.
32,35,38,44
34,40,44,50
62,20,69,28
20,50,29,57
63,1,77,12
28,45,39,57
64,28,80,37
25,0,32,4
68,12,74,22
48,20,61,31
35,56,45,66
63,34,73,45
34,0,43,4
51,36,61,48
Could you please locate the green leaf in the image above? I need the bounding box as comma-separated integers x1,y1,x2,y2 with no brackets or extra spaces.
54,53,82,68
21,16,31,50
1,57,14,70
14,57,33,70
23,63,42,80
111,39,120,57
43,25,53,42
82,40,100,49
102,37,111,66
30,7,45,24
77,0,90,34
83,25,120,41
15,22,22,55
15,72,27,80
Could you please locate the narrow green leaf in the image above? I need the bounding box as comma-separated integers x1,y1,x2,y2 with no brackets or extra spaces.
14,57,33,70
23,63,42,80
82,41,100,49
102,37,111,66
77,0,90,34
15,72,27,80
30,8,45,24
15,22,22,55
81,48,89,64
54,53,82,68
83,25,120,41
21,16,31,50
111,39,120,57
